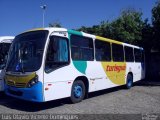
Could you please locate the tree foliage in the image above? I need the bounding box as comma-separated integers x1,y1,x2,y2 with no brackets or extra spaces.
49,21,62,28
152,0,160,50
141,19,153,53
78,9,143,45
111,9,143,45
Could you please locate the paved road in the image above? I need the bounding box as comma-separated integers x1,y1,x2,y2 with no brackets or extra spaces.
0,81,160,114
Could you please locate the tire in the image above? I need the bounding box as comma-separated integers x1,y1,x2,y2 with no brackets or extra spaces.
126,74,133,89
70,80,85,103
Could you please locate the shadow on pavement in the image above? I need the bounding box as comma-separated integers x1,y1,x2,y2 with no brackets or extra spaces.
88,86,124,99
0,92,71,112
134,79,160,87
0,87,123,112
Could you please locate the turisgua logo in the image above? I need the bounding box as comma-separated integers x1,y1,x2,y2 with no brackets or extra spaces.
106,64,126,73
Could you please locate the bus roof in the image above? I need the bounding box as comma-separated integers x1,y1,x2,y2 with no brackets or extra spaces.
0,36,14,43
22,27,142,49
67,29,142,49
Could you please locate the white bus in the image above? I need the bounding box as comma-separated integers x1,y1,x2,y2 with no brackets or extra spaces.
5,28,145,103
0,36,14,91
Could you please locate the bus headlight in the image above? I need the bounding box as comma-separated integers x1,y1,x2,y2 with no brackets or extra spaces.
27,75,38,88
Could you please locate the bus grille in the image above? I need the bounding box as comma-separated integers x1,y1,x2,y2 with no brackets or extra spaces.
7,81,26,88
7,81,15,87
15,83,26,88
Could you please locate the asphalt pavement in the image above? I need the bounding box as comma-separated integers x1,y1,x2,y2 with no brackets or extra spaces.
0,81,159,119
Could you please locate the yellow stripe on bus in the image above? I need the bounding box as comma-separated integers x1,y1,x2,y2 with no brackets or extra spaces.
21,28,45,34
25,28,45,32
96,36,122,45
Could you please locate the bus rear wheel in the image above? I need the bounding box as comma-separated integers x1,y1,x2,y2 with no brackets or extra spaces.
70,80,85,103
126,74,133,89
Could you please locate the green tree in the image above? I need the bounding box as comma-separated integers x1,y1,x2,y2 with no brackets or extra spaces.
78,9,143,45
78,21,112,38
152,0,160,51
141,19,153,52
110,8,144,45
49,21,62,28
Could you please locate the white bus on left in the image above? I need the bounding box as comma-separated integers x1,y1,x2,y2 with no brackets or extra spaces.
0,36,14,91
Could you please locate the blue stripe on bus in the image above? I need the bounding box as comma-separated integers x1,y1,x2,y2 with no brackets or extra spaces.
5,82,43,102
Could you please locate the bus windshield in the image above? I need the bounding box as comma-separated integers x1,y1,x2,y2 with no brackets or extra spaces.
6,30,48,72
0,43,11,69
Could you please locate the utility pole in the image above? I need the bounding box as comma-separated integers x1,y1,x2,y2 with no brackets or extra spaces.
40,5,47,28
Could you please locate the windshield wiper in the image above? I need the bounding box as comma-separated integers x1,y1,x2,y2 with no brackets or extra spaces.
19,49,25,74
14,49,25,74
21,60,25,74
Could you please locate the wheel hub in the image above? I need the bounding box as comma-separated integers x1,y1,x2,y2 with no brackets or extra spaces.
74,85,82,98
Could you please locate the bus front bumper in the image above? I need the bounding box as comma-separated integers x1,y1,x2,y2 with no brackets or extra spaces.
5,82,44,102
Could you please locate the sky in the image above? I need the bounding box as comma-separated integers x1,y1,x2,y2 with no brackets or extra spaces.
0,0,158,36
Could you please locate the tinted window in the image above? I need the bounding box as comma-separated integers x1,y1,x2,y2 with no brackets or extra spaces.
0,43,11,69
95,40,111,61
45,36,69,73
124,46,134,62
112,44,124,62
6,31,48,72
134,48,142,62
71,35,93,61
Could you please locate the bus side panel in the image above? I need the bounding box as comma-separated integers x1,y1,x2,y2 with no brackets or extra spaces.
133,63,142,82
43,64,82,102
141,61,146,80
43,82,72,101
86,61,121,92
125,62,144,82
43,61,144,102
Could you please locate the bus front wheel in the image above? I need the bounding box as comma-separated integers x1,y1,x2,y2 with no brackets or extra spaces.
70,80,85,103
126,74,133,89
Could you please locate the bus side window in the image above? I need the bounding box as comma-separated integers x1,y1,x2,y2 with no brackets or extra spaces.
45,36,69,73
124,46,134,62
134,48,142,62
71,35,94,61
112,43,124,62
95,40,111,61
0,43,11,69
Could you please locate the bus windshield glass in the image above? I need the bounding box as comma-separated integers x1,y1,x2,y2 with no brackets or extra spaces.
0,43,11,69
6,30,48,72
